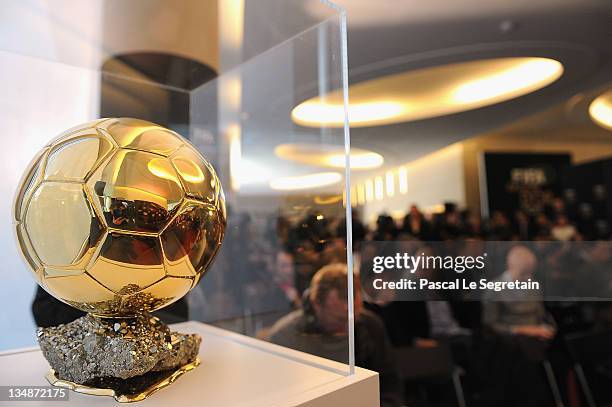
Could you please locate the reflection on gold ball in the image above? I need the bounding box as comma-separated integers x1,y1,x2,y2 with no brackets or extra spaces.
13,118,226,317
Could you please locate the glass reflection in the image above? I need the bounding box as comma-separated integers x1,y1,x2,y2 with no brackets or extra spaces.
88,233,166,294
170,145,219,203
161,201,209,277
100,118,184,156
87,149,184,233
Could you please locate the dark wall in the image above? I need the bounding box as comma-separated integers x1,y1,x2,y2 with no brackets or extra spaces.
564,158,612,237
483,152,571,216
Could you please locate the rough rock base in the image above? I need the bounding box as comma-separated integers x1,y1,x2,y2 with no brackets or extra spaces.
37,313,201,384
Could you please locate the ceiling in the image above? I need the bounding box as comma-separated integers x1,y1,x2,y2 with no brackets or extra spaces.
330,0,612,173
240,0,612,186
2,0,611,192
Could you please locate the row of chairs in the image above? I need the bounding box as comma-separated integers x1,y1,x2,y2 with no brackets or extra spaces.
565,330,612,407
394,330,612,407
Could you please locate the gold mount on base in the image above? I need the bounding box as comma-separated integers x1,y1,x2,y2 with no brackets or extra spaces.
45,357,201,403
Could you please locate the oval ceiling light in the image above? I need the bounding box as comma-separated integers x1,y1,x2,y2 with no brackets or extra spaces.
451,58,562,103
274,143,384,169
269,172,342,191
589,89,612,130
292,101,407,127
291,57,563,128
314,195,343,205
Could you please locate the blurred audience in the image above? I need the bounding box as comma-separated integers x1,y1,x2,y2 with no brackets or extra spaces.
138,188,612,406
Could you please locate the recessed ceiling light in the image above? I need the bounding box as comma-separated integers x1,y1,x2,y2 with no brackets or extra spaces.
589,90,612,131
314,195,342,205
269,172,342,191
452,58,562,104
274,143,384,169
292,101,406,127
292,57,563,128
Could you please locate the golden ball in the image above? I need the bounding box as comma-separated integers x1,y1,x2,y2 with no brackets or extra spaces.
13,118,226,317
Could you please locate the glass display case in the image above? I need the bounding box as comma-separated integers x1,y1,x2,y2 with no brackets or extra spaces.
0,0,361,403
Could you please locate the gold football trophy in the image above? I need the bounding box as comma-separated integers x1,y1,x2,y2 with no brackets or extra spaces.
13,118,226,402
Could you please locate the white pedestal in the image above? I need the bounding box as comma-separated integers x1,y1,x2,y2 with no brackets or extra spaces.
0,321,379,407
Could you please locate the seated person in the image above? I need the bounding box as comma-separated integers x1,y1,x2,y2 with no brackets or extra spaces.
481,245,556,407
483,245,556,355
267,263,401,407
364,243,474,351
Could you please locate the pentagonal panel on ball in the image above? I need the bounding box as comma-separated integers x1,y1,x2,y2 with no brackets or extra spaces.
25,182,103,267
170,145,220,203
45,136,114,182
13,147,48,223
15,223,44,286
43,272,120,315
87,232,166,294
161,200,211,277
99,118,184,157
86,149,184,233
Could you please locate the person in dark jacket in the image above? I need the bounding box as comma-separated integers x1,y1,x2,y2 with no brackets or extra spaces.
267,263,402,407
